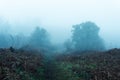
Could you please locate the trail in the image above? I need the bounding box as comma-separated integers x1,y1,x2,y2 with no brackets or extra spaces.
44,54,57,80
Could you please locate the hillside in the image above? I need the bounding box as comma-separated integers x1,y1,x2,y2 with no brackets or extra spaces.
55,48,120,80
0,48,120,80
0,48,45,80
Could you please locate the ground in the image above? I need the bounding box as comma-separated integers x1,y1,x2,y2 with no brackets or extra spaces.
0,48,120,80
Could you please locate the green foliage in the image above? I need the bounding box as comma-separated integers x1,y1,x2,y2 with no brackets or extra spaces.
0,48,45,80
54,62,80,80
56,48,120,80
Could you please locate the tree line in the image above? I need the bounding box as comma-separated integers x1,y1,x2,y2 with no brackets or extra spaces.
0,21,105,52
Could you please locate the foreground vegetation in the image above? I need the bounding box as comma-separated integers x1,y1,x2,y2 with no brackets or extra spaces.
0,48,120,80
0,48,45,80
55,48,120,80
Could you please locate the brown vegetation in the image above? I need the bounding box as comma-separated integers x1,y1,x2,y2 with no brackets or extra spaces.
56,48,120,80
0,48,45,80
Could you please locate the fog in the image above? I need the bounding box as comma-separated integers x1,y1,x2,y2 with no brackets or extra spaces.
0,0,120,49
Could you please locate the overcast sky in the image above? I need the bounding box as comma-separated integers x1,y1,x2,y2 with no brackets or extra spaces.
0,0,120,47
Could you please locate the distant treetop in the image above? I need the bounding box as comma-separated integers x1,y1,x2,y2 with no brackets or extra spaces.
72,21,105,51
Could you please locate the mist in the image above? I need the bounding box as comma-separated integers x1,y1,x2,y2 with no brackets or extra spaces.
1,1,120,80
0,0,120,49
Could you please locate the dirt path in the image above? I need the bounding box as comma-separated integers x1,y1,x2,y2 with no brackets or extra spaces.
44,55,57,80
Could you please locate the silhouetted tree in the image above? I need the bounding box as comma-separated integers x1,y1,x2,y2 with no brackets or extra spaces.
72,21,105,51
0,19,12,48
29,27,51,51
10,34,28,48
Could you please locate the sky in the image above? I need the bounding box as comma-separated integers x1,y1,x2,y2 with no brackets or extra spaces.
0,0,120,47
